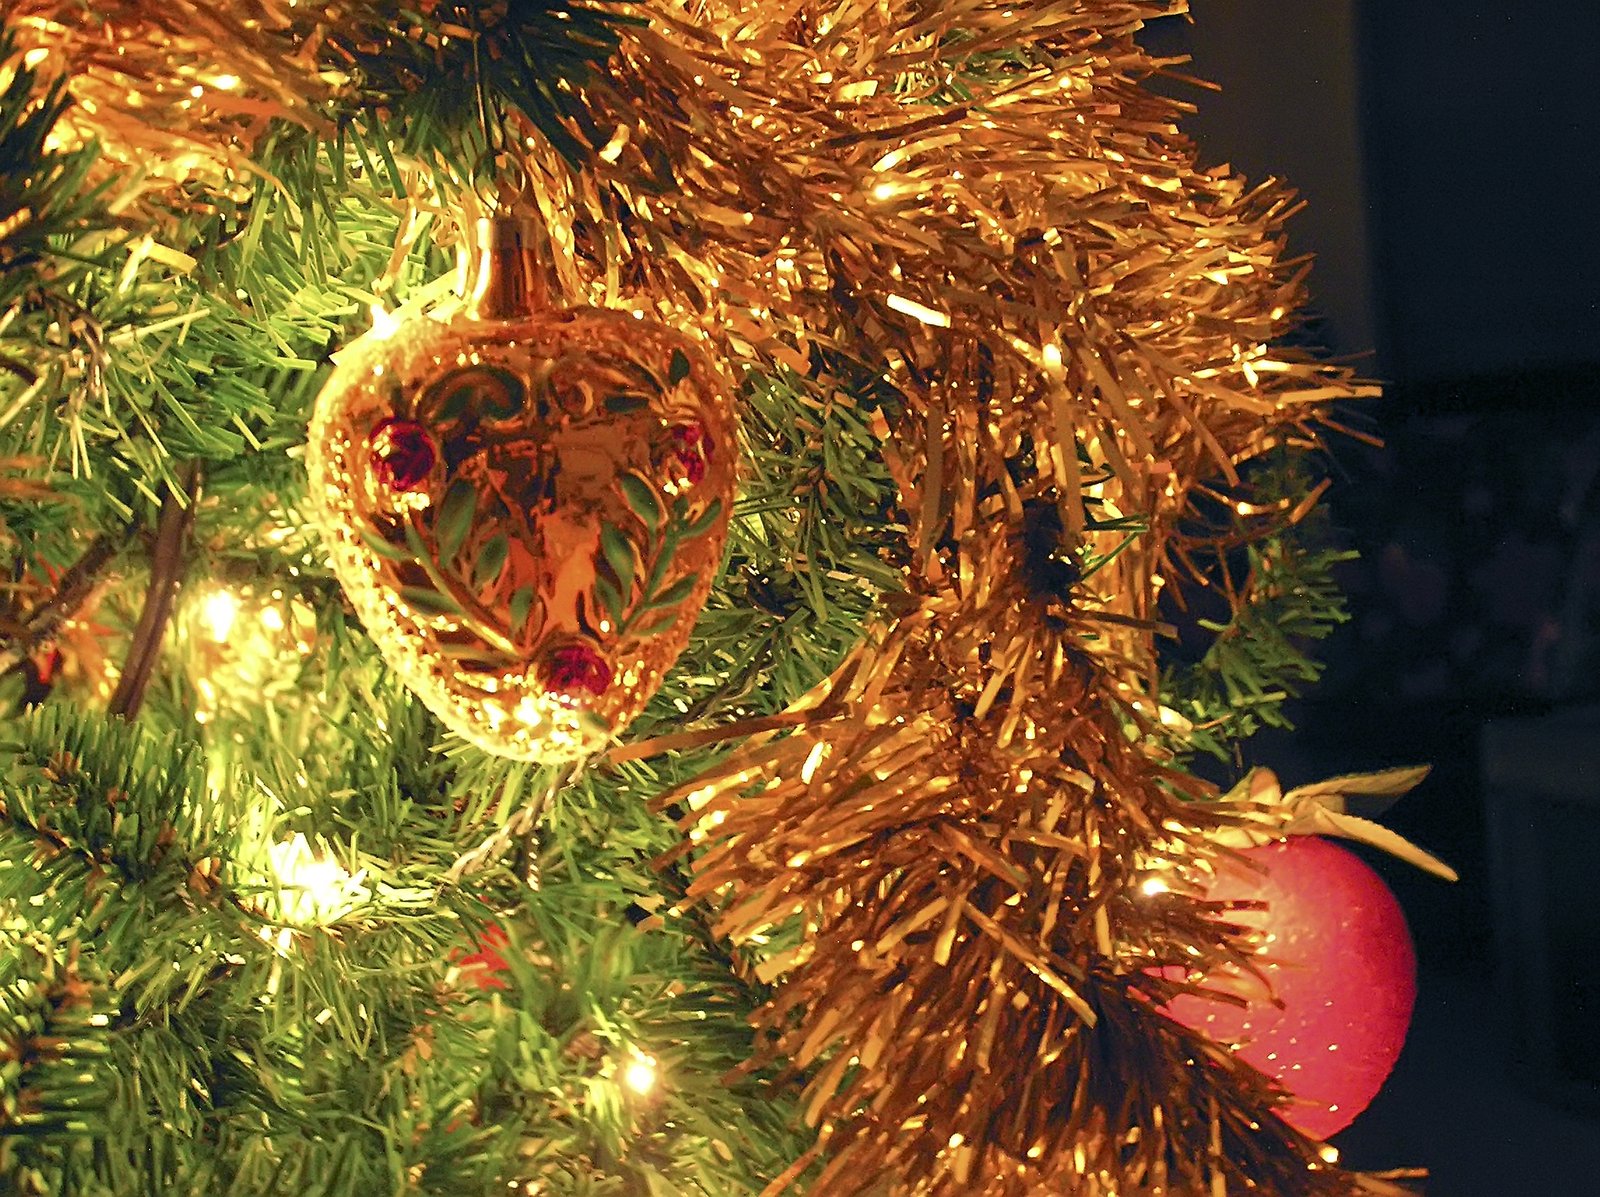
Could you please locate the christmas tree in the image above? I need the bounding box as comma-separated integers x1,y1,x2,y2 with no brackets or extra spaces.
0,3,1451,1194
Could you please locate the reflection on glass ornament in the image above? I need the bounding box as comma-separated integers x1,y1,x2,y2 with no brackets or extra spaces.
304,215,736,761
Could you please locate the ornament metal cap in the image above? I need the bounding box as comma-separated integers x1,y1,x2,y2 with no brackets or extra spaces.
469,213,548,319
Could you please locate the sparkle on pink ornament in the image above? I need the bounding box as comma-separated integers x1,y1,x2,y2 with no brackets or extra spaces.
1161,836,1416,1140
543,642,614,700
367,418,437,491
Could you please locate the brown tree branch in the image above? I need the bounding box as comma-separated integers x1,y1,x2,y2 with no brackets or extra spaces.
108,462,200,719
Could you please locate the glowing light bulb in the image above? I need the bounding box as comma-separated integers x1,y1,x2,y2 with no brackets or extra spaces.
266,833,368,926
201,589,241,642
623,1052,658,1095
1140,876,1170,897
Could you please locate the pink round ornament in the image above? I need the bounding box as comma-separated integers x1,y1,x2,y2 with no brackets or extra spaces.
1162,836,1416,1139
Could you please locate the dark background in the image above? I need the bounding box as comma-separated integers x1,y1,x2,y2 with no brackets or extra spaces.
1145,4,1600,1191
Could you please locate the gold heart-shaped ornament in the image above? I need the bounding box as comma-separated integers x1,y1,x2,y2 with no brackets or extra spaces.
305,217,736,761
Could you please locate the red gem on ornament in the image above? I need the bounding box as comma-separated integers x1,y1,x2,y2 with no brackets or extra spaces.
367,418,437,491
666,422,710,487
543,642,614,700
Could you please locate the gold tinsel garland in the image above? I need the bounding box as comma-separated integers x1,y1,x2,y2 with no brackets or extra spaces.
659,562,1414,1196
8,0,332,193
12,1,1422,1193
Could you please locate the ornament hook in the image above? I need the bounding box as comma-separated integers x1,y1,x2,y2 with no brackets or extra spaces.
467,208,549,320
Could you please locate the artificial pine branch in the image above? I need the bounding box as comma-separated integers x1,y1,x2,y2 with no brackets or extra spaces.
0,528,130,680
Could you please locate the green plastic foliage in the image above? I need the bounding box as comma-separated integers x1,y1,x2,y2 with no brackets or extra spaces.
0,693,808,1196
1161,453,1356,762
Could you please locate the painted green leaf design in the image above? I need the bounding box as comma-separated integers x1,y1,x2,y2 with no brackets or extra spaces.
668,348,692,386
678,497,724,540
436,389,468,422
619,472,664,533
508,585,536,640
642,573,698,612
477,370,526,419
474,533,509,592
358,523,415,563
628,609,678,638
399,585,463,616
434,641,517,666
604,394,648,415
435,477,478,563
598,522,636,596
575,707,613,741
430,364,526,421
593,573,625,627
